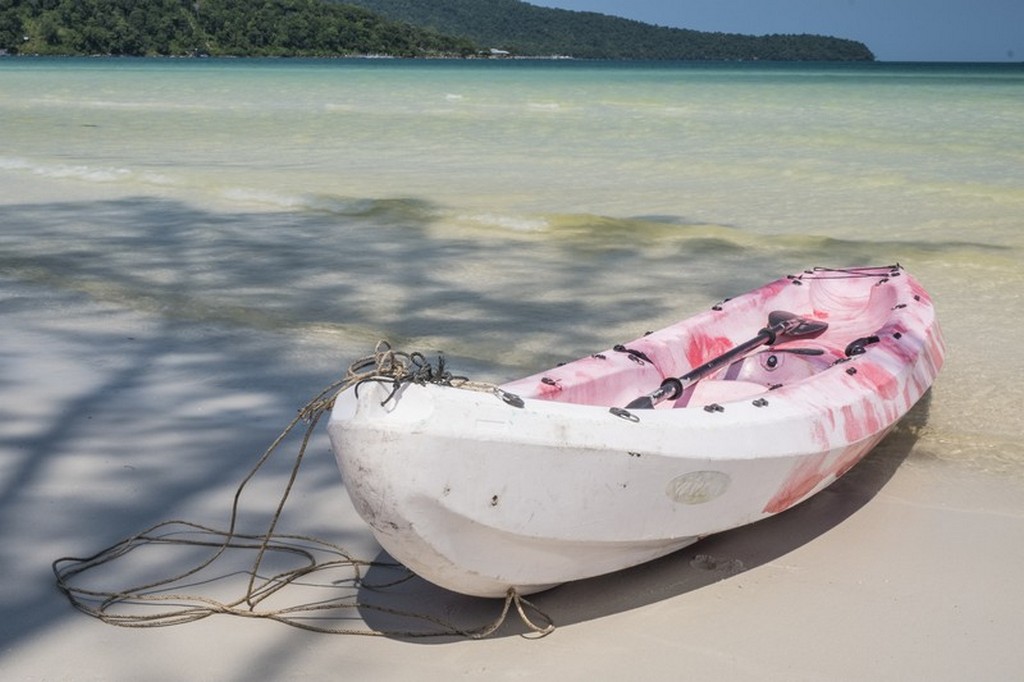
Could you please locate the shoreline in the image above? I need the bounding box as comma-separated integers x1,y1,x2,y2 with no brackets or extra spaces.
10,53,1023,64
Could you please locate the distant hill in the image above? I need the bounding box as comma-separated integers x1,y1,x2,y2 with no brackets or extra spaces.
1,0,874,61
337,0,876,61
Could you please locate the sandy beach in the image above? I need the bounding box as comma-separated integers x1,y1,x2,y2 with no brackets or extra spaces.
3,260,1024,682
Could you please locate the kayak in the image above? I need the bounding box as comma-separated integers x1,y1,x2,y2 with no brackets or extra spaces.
327,265,944,597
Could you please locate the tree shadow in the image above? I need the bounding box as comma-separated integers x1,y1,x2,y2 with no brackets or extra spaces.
0,195,998,374
356,392,933,641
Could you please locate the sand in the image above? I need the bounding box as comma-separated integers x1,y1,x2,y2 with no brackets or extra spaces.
3,277,1024,682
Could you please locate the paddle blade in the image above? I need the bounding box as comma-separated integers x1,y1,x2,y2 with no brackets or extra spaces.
767,310,829,339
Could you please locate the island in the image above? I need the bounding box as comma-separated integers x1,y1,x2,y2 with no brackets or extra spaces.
0,0,874,61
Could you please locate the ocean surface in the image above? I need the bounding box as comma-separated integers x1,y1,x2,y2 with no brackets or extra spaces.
2,58,1022,476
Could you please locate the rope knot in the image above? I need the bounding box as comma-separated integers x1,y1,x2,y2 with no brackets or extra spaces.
350,341,468,406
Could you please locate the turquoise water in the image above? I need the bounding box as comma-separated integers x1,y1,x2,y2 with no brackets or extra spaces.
2,58,1022,473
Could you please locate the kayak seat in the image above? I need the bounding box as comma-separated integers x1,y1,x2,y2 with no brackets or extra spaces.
720,348,835,385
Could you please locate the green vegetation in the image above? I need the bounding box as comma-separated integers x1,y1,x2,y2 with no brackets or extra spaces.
0,0,874,61
1,0,477,57
340,0,875,61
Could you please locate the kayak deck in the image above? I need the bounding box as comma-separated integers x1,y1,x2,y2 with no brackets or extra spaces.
500,265,921,411
328,265,945,597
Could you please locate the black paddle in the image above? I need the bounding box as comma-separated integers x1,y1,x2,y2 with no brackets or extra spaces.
623,311,828,410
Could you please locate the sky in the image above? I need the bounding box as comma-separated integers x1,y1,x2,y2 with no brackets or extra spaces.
529,0,1024,62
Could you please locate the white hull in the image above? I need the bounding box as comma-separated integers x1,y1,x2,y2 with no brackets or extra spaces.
328,266,944,597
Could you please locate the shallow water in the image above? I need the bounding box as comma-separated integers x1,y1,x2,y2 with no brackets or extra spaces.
1,58,1022,475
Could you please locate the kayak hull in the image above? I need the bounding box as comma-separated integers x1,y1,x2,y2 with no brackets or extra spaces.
328,266,944,597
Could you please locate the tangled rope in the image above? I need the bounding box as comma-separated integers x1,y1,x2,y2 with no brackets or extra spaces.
52,342,554,639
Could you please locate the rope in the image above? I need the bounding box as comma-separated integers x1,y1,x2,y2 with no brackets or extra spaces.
793,264,902,280
52,342,554,639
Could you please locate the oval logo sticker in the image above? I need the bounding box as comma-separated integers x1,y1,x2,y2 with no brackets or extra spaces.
666,470,731,505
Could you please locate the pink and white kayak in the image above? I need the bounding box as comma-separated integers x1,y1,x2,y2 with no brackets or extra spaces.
328,265,944,597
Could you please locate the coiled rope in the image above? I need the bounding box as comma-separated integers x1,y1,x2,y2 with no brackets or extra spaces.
52,341,554,639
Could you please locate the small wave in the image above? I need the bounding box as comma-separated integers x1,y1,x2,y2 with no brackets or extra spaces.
219,188,320,210
218,188,386,215
28,96,220,113
0,157,31,172
50,165,131,183
1,154,123,182
0,156,172,186
458,212,551,233
217,188,439,222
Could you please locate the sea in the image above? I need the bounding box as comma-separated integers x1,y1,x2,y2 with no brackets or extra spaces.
2,57,1022,477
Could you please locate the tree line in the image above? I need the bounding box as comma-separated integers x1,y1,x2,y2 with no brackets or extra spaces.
1,0,478,57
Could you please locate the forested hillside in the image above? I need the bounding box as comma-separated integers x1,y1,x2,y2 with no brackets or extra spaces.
340,0,875,60
0,0,477,57
0,0,874,60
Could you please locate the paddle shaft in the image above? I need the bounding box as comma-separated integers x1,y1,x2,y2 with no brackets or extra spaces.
624,311,827,410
